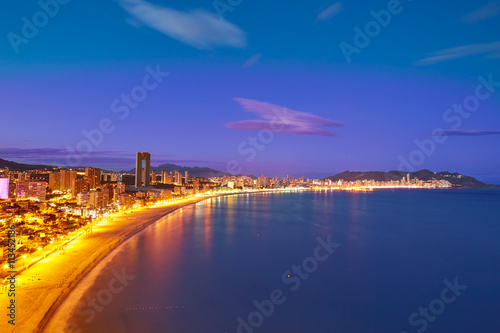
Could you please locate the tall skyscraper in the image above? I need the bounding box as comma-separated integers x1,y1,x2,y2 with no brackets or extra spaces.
49,172,61,191
0,178,9,199
60,170,77,192
175,171,182,185
161,170,170,184
184,171,189,184
135,152,151,187
85,167,102,190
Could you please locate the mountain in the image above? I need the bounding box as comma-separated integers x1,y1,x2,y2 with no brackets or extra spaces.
324,169,499,188
127,163,234,178
0,158,55,171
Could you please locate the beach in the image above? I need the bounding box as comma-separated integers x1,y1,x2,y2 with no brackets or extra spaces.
0,194,221,333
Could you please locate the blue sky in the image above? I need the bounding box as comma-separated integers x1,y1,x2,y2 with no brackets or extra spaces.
1,0,499,182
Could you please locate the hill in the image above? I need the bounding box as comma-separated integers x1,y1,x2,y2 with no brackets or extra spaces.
0,158,55,171
128,163,234,178
324,169,498,188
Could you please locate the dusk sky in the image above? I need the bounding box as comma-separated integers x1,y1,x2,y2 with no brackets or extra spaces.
1,0,499,182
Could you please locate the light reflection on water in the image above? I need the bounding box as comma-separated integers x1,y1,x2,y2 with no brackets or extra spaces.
66,190,500,333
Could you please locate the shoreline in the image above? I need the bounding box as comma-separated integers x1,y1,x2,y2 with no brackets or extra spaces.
0,192,250,333
37,197,205,333
1,190,293,333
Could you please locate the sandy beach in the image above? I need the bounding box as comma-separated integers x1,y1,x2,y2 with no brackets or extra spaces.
0,194,223,333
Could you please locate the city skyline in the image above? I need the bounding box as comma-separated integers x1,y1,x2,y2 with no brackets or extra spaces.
1,0,499,182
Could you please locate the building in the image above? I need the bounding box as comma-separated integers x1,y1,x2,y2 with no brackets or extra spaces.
174,171,182,185
90,190,104,207
0,178,9,199
151,170,157,184
16,181,47,202
73,178,88,197
161,170,171,184
85,167,102,190
113,182,126,200
184,171,189,184
49,172,61,191
117,193,131,206
59,170,77,192
77,192,91,206
135,152,151,187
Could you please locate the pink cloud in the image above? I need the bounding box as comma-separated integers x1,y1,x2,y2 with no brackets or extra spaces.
226,98,343,136
430,130,500,136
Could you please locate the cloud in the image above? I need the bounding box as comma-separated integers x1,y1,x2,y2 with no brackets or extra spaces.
462,2,500,23
415,41,500,65
316,2,343,22
118,0,246,49
225,98,343,136
243,53,262,68
430,130,500,136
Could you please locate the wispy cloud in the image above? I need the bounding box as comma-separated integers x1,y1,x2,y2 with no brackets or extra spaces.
415,41,500,65
316,2,343,22
226,98,343,136
430,130,500,136
243,53,262,68
462,2,500,23
118,0,246,49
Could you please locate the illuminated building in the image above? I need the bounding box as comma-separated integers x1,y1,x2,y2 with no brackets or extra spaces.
174,171,182,185
135,152,151,187
161,170,171,184
0,178,9,199
73,178,87,197
16,181,47,202
151,170,157,184
90,190,104,207
85,167,102,190
77,192,91,206
59,170,77,192
49,172,61,191
184,171,189,183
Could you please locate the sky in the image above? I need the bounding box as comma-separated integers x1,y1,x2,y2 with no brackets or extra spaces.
0,0,499,182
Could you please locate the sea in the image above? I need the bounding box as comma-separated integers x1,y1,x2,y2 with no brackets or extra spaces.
64,189,500,333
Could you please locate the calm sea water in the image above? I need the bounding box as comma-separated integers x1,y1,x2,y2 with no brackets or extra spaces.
67,189,500,333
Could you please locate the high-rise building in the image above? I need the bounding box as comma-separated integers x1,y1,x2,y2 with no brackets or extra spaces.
59,170,77,192
49,172,61,191
73,178,87,197
184,171,189,184
161,170,171,184
0,178,9,199
151,170,157,184
175,171,182,185
85,167,102,190
135,152,151,187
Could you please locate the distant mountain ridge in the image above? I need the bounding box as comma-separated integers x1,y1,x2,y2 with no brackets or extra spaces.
324,169,499,188
0,158,55,171
127,163,234,178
